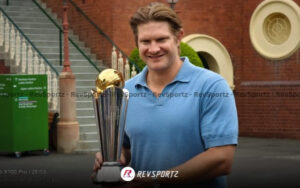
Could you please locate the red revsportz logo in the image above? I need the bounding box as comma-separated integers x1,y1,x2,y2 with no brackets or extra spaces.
120,167,135,181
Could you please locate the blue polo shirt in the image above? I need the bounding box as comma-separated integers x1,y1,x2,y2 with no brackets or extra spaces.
123,57,238,187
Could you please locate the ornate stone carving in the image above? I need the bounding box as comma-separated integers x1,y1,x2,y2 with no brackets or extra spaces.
263,13,291,45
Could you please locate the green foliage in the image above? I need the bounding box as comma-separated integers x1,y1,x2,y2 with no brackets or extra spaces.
128,47,145,72
180,42,203,68
129,42,203,72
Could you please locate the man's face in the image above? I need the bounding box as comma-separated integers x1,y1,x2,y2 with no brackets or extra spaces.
137,21,182,72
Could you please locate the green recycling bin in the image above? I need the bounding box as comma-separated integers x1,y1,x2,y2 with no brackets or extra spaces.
0,74,48,157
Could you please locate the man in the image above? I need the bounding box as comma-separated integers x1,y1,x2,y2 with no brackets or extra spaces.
94,2,238,187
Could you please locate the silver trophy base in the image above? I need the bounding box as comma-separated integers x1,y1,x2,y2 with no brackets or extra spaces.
93,162,122,183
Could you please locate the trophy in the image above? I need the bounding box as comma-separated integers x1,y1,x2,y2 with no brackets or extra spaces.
91,69,129,183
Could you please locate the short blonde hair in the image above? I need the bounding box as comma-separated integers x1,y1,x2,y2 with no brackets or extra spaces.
129,2,182,45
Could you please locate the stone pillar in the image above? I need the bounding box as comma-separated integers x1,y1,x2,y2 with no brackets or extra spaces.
57,1,79,153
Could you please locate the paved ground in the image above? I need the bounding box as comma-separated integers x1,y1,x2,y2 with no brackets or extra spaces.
228,137,300,188
0,137,299,188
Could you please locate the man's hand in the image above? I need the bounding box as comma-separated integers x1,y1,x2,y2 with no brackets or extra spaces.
93,148,130,173
93,152,127,173
93,152,103,172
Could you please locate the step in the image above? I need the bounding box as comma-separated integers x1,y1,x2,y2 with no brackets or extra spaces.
44,53,87,60
76,86,98,94
20,28,58,35
77,107,94,116
75,95,94,102
79,123,97,132
76,81,94,92
44,55,99,66
19,34,86,47
76,100,93,108
1,10,45,17
1,6,44,12
40,52,90,62
25,33,59,40
54,65,97,72
5,0,35,1
76,79,95,85
0,0,38,6
37,46,91,55
0,0,33,2
30,40,61,47
73,72,99,80
0,0,34,2
54,65,99,73
77,115,96,125
29,39,86,49
9,16,50,23
37,47,77,54
76,140,99,151
64,52,97,61
14,22,57,29
49,60,98,67
68,58,102,68
79,132,98,140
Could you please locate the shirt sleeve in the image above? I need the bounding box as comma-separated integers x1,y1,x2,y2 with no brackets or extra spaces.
199,79,238,149
123,131,131,149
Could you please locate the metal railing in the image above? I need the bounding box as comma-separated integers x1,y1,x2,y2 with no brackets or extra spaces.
32,0,101,72
0,6,59,111
67,0,140,72
0,6,59,76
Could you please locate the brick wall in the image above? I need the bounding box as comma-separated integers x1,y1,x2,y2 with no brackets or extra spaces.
42,0,300,139
235,0,300,139
41,0,167,65
0,60,9,74
41,0,113,66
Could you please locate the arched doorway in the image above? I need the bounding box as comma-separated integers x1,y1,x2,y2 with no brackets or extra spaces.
197,51,219,74
182,34,235,90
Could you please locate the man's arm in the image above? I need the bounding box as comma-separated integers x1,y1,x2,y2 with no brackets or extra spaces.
152,145,235,184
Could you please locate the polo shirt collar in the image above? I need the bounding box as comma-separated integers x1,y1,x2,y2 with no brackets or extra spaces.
135,66,148,88
172,57,192,83
135,57,192,88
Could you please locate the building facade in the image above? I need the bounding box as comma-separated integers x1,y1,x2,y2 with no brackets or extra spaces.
2,0,300,139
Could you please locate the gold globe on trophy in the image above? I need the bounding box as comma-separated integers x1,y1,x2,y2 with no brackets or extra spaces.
92,69,125,98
